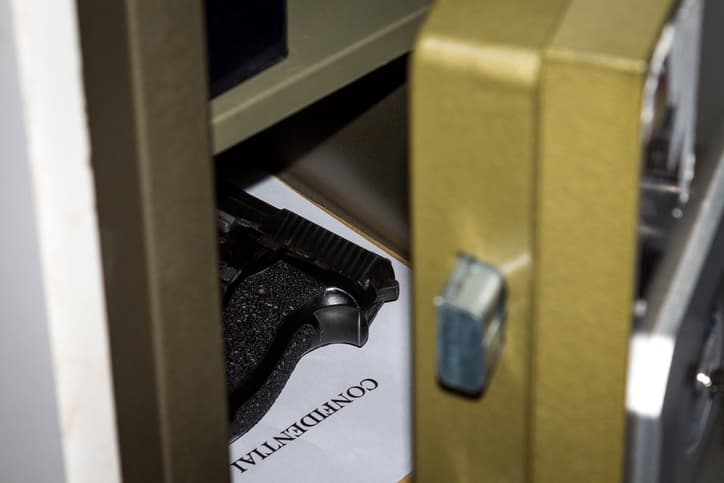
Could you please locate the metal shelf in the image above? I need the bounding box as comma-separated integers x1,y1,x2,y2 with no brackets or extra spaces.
210,0,430,153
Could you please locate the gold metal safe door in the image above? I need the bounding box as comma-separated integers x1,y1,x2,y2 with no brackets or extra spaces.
411,0,723,482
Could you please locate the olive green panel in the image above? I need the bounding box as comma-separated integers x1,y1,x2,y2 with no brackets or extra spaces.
76,1,229,482
533,1,673,482
410,1,569,482
211,0,430,152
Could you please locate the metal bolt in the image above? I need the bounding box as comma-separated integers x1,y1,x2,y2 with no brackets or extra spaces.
435,254,506,397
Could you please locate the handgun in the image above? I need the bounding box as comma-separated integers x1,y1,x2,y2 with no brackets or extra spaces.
217,187,399,440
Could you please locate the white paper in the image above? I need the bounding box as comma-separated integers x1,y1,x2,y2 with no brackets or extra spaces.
228,176,412,483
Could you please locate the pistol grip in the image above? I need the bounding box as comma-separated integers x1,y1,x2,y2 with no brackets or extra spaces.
224,260,368,440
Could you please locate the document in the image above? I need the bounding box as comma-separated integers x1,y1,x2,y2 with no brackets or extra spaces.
228,175,412,483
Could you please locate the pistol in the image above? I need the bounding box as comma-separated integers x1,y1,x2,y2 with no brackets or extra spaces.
217,187,399,440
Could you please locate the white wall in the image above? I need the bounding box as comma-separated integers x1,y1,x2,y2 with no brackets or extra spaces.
0,1,67,481
0,1,121,482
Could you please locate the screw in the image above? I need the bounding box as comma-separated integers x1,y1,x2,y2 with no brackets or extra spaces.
696,368,724,393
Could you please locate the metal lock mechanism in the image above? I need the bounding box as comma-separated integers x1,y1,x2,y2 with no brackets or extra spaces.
435,254,506,396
